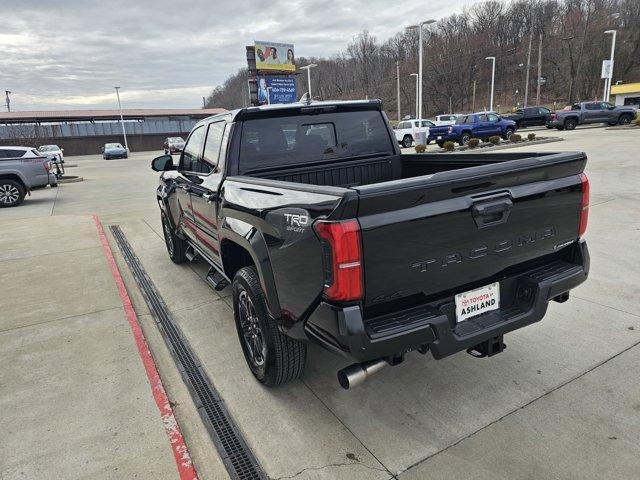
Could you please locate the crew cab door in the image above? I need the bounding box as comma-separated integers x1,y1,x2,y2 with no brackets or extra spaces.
486,113,502,135
175,125,207,244
188,120,228,266
583,102,604,123
475,114,491,137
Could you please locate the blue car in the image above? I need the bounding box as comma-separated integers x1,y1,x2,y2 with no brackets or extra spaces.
102,143,128,160
428,112,517,147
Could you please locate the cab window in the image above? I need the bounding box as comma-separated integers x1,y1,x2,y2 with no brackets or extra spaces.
180,126,209,173
487,113,499,122
202,121,226,169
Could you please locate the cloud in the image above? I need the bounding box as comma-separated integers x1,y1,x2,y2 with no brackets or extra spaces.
0,0,480,110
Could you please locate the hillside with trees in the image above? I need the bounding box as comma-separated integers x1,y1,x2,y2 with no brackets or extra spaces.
206,0,640,118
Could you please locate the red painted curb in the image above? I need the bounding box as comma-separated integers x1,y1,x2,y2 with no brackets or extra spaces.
93,215,199,480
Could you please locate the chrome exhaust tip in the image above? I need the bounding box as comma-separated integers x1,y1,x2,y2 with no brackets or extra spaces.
337,359,388,390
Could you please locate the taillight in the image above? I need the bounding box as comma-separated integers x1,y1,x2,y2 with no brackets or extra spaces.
44,161,51,172
447,126,453,134
313,219,363,302
551,113,557,120
578,173,589,237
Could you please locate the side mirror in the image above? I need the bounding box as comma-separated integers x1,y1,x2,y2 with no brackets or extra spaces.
101,146,105,152
151,154,175,172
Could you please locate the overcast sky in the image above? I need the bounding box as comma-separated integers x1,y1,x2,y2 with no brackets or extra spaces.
1,0,484,111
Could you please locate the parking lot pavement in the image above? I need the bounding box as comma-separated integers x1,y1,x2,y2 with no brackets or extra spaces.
3,128,640,479
0,215,190,479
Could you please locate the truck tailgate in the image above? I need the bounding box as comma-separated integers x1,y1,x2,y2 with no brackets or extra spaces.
355,152,586,309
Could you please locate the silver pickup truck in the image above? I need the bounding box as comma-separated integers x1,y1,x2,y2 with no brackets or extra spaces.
547,101,637,130
0,146,57,207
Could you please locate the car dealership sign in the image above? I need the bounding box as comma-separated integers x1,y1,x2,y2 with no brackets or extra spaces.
257,76,297,105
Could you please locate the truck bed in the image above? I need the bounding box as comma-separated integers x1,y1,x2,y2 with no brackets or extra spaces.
247,152,567,189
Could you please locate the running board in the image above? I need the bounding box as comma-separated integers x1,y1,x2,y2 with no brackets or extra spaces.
185,246,198,262
206,267,230,291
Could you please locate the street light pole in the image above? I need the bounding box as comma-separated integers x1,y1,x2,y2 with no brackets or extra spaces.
604,30,616,102
524,30,533,107
300,64,318,100
485,57,496,111
114,87,129,153
410,73,418,118
406,20,436,123
396,61,401,122
472,80,476,112
4,90,11,112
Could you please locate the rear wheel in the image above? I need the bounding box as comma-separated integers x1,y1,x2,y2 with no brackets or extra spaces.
0,179,26,207
402,135,413,148
436,141,445,148
459,132,471,146
618,114,633,125
564,118,577,130
161,211,187,263
233,266,307,386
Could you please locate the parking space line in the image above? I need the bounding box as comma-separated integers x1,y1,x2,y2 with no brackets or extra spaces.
93,214,199,480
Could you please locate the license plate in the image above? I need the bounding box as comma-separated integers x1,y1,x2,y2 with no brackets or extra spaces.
437,135,443,140
455,282,500,323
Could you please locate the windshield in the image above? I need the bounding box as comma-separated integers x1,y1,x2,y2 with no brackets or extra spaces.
39,145,57,151
168,137,184,143
239,109,394,173
106,143,123,148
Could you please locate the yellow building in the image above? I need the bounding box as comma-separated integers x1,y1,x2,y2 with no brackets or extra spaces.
610,82,640,107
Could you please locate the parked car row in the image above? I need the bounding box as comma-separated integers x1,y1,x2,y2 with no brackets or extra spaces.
0,146,57,207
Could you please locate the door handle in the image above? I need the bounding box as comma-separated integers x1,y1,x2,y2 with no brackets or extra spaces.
471,197,513,228
202,193,215,203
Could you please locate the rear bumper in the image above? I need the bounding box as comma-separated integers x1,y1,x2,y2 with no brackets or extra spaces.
305,240,589,363
428,133,457,142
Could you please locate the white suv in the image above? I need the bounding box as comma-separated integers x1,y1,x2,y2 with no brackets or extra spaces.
434,114,459,126
394,119,434,148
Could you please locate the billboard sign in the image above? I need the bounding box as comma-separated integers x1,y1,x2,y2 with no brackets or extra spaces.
257,76,297,105
254,41,295,72
601,60,613,79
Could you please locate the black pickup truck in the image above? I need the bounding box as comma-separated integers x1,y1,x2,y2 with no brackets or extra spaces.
151,100,590,389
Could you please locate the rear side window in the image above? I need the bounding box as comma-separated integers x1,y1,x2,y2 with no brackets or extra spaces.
239,110,394,173
585,103,599,111
202,122,225,168
0,149,26,158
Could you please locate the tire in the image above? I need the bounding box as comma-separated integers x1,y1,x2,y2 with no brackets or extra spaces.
161,211,187,263
564,118,577,130
459,132,471,146
436,141,445,148
233,266,307,386
502,128,515,140
618,114,633,125
164,149,169,155
546,125,554,129
0,179,26,207
402,135,413,148
426,139,431,145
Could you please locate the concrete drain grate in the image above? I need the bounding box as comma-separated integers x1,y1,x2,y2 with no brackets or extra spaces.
110,225,266,480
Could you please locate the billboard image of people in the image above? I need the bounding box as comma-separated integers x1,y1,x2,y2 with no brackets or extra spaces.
257,76,297,105
255,41,295,72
